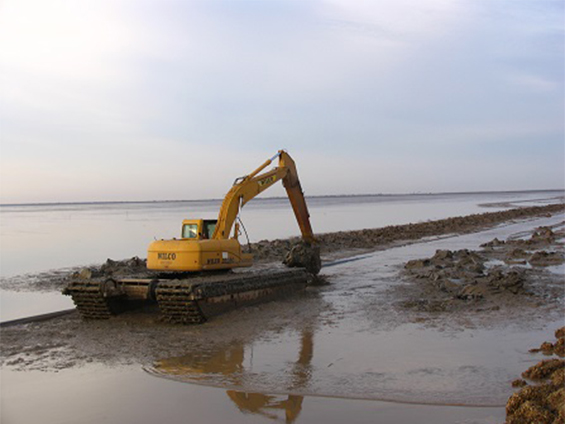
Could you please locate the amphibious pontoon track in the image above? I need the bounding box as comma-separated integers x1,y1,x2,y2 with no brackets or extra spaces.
62,279,123,320
63,269,309,324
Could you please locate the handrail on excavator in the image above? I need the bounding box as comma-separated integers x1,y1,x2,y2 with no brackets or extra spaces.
233,151,283,186
246,151,283,181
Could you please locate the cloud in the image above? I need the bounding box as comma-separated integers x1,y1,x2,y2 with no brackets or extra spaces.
0,0,563,203
0,0,132,82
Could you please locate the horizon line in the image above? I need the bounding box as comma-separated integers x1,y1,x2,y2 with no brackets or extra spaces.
1,188,564,208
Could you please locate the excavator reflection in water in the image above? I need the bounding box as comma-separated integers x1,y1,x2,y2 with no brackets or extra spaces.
151,328,314,423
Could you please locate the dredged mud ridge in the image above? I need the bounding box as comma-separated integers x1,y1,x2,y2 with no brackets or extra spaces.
506,327,565,424
253,204,564,261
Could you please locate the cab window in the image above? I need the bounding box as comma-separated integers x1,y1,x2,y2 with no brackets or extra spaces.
204,222,216,239
182,224,199,239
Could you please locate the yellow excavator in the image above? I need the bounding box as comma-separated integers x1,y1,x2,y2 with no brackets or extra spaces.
147,150,316,273
63,150,320,324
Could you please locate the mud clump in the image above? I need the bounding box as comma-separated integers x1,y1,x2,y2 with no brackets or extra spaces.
530,227,557,245
530,327,565,358
400,223,564,314
403,248,527,308
506,328,565,424
69,256,150,280
283,241,322,275
505,248,529,265
480,226,565,266
481,227,565,267
529,251,565,267
512,379,528,388
522,359,565,381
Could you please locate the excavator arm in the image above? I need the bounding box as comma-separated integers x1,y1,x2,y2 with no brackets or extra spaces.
212,151,315,243
279,152,315,244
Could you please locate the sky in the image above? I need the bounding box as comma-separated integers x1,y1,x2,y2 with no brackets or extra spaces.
0,0,563,204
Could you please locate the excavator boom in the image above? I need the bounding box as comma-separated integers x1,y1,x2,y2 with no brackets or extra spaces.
279,151,315,244
213,150,315,243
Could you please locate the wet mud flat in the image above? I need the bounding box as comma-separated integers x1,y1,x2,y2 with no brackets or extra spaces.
1,204,564,424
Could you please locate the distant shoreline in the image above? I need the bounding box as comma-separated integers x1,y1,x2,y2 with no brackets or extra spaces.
1,188,563,208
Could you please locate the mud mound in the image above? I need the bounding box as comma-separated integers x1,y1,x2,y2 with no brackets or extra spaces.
400,222,565,314
251,238,294,261
529,251,565,267
531,227,557,244
522,359,565,380
506,329,565,424
482,226,565,268
69,256,150,280
504,248,529,265
403,248,527,307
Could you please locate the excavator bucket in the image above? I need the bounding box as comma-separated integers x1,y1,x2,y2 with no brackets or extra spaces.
283,241,322,275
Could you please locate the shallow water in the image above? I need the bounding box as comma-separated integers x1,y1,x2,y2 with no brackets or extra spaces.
1,366,504,424
0,291,73,321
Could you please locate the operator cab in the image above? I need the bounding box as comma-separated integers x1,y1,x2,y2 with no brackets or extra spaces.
181,219,217,240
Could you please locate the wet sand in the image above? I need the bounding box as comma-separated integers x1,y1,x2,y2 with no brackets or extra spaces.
1,204,564,423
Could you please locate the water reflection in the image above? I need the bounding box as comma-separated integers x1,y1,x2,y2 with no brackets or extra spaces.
227,391,304,423
152,328,314,423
